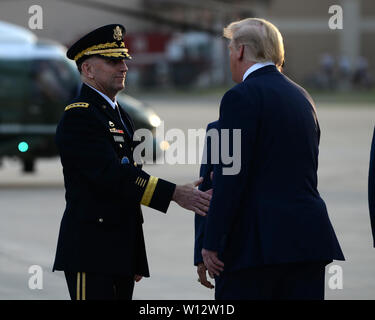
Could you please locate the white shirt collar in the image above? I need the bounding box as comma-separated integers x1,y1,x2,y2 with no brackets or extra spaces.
85,83,117,109
242,61,275,81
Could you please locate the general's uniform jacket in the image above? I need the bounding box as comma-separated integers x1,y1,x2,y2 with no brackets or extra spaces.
53,83,175,277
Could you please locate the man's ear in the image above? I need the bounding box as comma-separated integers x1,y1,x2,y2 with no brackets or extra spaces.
81,60,95,79
237,44,244,60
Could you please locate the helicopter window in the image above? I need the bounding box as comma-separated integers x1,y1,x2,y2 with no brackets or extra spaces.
31,59,80,103
0,59,32,123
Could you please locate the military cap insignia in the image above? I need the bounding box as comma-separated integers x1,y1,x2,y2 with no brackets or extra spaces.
66,24,132,63
64,102,89,111
113,26,123,41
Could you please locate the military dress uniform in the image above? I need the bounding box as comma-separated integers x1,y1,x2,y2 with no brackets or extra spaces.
52,24,176,300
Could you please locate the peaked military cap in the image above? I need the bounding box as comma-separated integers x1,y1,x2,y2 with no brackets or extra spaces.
67,24,132,64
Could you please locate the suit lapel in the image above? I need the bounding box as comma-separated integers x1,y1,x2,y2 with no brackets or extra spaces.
102,103,123,127
118,103,135,134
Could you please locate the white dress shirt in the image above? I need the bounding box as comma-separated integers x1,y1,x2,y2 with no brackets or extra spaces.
242,61,275,82
85,83,118,110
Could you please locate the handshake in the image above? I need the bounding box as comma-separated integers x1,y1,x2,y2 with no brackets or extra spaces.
121,156,212,216
172,177,212,216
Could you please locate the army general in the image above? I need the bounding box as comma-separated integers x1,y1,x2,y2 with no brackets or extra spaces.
52,24,211,300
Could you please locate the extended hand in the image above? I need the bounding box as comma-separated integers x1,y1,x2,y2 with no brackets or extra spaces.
172,177,212,216
197,263,214,289
202,248,224,277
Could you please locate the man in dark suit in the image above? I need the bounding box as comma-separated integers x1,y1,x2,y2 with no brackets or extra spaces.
53,24,211,300
201,18,344,300
369,128,375,246
195,121,219,289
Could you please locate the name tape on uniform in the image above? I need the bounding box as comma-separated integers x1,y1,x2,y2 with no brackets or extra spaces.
113,135,125,142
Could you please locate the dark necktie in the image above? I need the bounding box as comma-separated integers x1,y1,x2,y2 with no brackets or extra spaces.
115,103,132,138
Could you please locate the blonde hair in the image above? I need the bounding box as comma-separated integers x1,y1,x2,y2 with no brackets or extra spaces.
223,18,285,70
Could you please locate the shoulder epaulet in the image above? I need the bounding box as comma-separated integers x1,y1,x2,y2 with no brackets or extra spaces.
64,102,89,111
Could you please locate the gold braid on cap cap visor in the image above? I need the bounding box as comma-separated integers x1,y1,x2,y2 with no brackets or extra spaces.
73,41,131,61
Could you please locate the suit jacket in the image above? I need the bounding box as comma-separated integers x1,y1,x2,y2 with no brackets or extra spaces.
53,83,175,276
203,65,345,272
369,127,375,246
194,121,219,265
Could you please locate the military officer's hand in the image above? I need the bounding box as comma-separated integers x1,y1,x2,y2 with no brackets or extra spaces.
134,275,143,282
172,177,211,216
197,263,214,289
202,248,224,277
